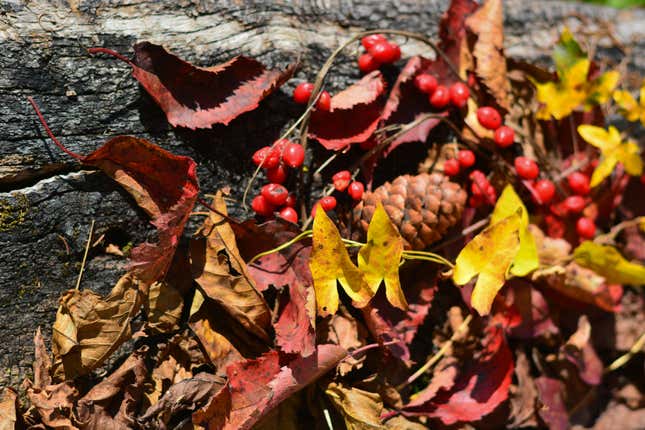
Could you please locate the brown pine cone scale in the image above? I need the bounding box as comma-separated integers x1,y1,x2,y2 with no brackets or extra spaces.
353,173,467,250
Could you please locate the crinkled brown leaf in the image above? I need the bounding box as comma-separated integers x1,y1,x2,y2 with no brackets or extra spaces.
508,350,539,428
33,327,52,389
146,250,191,335
318,312,369,376
0,388,19,430
83,136,199,285
465,0,510,110
140,373,226,430
128,42,295,129
309,71,387,150
191,191,271,342
51,273,142,380
25,378,78,429
326,382,384,430
75,348,147,430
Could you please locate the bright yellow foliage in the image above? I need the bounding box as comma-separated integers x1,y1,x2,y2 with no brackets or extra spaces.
577,125,643,187
310,209,375,316
614,81,645,125
574,241,645,286
358,204,407,310
490,185,539,277
453,212,522,316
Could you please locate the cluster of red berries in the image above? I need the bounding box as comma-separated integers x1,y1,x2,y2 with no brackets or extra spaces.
443,149,475,177
251,139,305,223
468,170,497,208
475,106,515,148
358,34,402,73
310,171,365,217
414,73,470,109
293,83,331,111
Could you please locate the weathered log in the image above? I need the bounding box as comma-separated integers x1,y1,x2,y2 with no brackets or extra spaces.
0,0,643,389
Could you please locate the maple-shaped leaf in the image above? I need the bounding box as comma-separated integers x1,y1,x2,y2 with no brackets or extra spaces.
310,209,375,316
614,80,645,125
309,71,387,150
577,125,643,187
573,241,645,286
532,28,619,120
358,203,407,310
107,42,296,129
453,212,522,315
490,185,539,277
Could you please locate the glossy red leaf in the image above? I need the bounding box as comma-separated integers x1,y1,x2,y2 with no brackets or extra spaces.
104,42,295,129
308,71,387,150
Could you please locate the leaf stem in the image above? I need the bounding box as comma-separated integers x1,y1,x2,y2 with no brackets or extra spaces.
247,230,313,265
75,219,95,290
27,97,84,160
605,331,645,373
402,250,455,268
87,47,134,66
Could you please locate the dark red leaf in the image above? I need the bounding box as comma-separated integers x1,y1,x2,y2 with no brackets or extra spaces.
495,280,559,339
535,377,569,430
83,136,199,285
308,71,387,150
123,42,294,129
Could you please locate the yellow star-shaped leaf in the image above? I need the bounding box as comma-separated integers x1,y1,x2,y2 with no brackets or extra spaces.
614,80,645,126
577,125,643,187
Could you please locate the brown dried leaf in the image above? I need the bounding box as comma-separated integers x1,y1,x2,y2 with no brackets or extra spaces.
51,273,142,380
25,380,78,429
508,350,538,428
75,348,147,430
33,327,52,389
0,388,19,430
465,0,510,110
326,382,384,430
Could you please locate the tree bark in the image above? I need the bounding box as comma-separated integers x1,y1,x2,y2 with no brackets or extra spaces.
0,0,643,388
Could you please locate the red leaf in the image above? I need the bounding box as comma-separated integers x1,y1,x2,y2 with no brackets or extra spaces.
233,220,316,357
103,42,295,129
308,71,387,150
83,136,199,284
195,345,346,430
496,280,559,339
402,325,513,425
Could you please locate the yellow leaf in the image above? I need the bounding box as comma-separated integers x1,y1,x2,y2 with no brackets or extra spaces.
358,204,407,310
614,80,645,125
310,209,375,316
578,125,643,187
453,213,522,315
586,70,620,107
573,241,645,286
490,185,539,276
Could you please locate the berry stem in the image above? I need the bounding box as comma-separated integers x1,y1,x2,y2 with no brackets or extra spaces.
87,47,134,66
27,97,84,160
247,230,313,265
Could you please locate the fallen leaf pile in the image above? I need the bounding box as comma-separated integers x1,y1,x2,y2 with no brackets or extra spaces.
5,0,644,429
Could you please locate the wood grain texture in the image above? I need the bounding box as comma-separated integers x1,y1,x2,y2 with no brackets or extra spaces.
0,0,643,388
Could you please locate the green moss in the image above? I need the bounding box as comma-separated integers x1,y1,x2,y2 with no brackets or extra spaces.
0,193,29,232
122,241,135,256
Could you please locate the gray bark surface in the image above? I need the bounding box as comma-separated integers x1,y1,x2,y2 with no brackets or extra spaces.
0,0,643,388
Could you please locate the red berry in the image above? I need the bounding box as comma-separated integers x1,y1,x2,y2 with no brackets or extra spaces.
494,126,515,148
484,184,497,205
514,156,539,180
252,146,280,169
443,158,460,176
534,179,556,204
429,85,450,108
320,196,337,211
359,138,377,151
332,170,352,192
283,143,305,168
316,91,331,111
347,181,364,200
272,138,290,154
293,82,314,104
457,149,475,168
449,82,470,108
358,53,379,73
477,106,503,130
545,214,566,238
370,41,399,64
267,164,288,183
414,73,438,94
285,193,297,207
261,183,289,206
564,195,586,214
361,34,387,51
567,172,590,196
251,195,274,217
390,43,401,62
469,170,489,196
279,206,298,223
469,193,485,208
576,217,596,239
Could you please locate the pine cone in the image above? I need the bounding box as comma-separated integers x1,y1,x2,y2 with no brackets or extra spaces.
353,173,467,250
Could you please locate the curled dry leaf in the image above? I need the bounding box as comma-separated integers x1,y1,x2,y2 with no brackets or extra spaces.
51,273,142,380
465,0,510,111
127,42,295,129
560,315,603,386
508,350,539,428
75,348,147,430
309,71,387,150
0,388,19,430
318,312,369,376
326,382,384,430
26,381,78,430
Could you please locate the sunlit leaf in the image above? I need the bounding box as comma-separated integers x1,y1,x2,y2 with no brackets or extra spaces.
453,212,522,315
310,209,375,316
614,80,645,125
573,241,645,286
358,204,407,310
490,185,539,276
577,125,643,187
